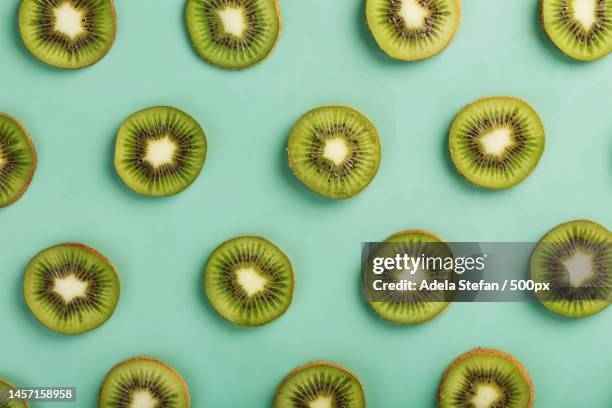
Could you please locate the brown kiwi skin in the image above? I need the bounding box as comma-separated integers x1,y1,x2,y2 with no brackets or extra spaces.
0,378,30,407
438,348,535,408
185,0,283,70
0,113,37,208
274,361,365,405
19,0,117,70
98,357,190,408
23,242,120,336
448,96,545,190
364,0,462,62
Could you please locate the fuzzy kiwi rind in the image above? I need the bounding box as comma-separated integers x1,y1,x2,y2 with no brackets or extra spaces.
274,361,366,408
365,229,454,325
530,220,611,318
438,348,535,408
98,356,190,408
365,0,462,61
0,378,29,408
0,113,37,208
18,0,117,70
23,242,120,335
185,0,282,70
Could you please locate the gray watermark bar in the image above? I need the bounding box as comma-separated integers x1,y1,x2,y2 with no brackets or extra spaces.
5,387,76,402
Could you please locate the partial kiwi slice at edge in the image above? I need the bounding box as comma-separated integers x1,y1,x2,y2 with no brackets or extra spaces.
98,357,190,408
288,105,381,200
185,0,282,69
0,113,37,208
530,220,611,318
439,348,535,408
204,236,295,326
19,0,117,69
274,361,365,408
0,379,29,408
114,106,207,197
23,243,120,335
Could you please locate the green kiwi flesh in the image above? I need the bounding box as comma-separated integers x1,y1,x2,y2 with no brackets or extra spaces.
98,357,190,408
19,0,116,69
449,97,545,190
23,243,120,335
366,0,461,61
0,379,29,408
185,0,281,69
204,236,294,326
439,348,535,408
365,230,454,324
0,113,37,208
541,0,612,61
274,362,365,408
288,106,381,200
530,220,611,318
114,106,207,197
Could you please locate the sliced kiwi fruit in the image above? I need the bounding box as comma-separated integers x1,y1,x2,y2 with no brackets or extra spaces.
98,357,190,408
185,0,281,69
530,220,611,318
114,106,207,197
19,0,116,69
274,361,365,408
439,348,535,408
204,236,294,326
365,229,454,324
0,113,37,208
288,106,381,200
541,0,612,61
0,379,28,408
23,243,120,335
366,0,461,61
449,97,545,190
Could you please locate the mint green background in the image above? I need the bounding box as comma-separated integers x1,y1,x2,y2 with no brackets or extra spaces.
0,0,611,406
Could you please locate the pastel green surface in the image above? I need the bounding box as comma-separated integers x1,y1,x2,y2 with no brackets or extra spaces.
0,1,611,407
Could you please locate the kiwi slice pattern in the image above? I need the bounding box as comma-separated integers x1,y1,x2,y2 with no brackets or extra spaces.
204,236,294,326
19,0,116,69
366,0,461,61
530,220,611,318
0,114,37,208
365,230,454,324
114,106,208,197
439,348,535,408
0,379,28,408
449,97,545,190
288,106,381,200
185,0,281,69
541,0,612,61
274,362,365,408
98,357,190,408
23,243,120,335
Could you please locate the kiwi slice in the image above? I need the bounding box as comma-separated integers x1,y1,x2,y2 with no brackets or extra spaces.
274,362,366,408
204,236,294,326
530,220,611,318
114,106,207,197
365,230,454,324
449,97,545,190
541,0,612,61
23,243,120,335
98,357,190,408
288,106,381,200
439,348,535,408
0,113,37,208
19,0,116,69
365,0,461,61
185,0,281,69
0,379,28,408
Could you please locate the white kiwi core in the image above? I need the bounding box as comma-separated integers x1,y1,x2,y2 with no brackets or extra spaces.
399,0,431,29
323,137,349,165
309,397,333,408
53,3,85,38
236,267,267,296
0,147,5,169
471,384,501,408
217,7,247,37
479,127,514,157
53,274,89,304
144,136,177,168
130,390,159,408
562,250,595,287
572,0,597,31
